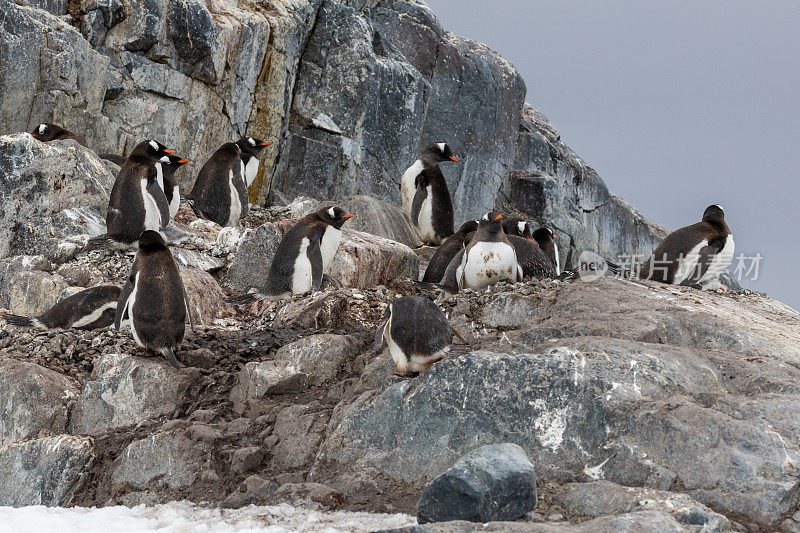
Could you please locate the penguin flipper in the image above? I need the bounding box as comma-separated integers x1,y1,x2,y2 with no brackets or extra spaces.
410,186,427,227
0,312,37,328
688,244,722,285
146,179,171,229
115,261,138,329
308,237,324,292
183,287,195,332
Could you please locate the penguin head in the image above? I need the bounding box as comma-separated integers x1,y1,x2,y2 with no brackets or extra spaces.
702,204,726,223
30,123,71,142
236,136,272,157
131,140,176,160
532,227,557,247
502,217,532,239
318,206,355,229
159,154,190,167
479,211,504,232
420,143,459,166
457,220,479,235
138,230,168,252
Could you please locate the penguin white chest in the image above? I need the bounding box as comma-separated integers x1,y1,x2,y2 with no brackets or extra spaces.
126,272,143,347
168,185,180,218
320,226,342,270
291,237,313,294
244,157,259,187
462,242,518,289
140,179,162,231
415,186,436,243
699,234,735,286
400,159,424,218
553,243,561,275
227,169,242,227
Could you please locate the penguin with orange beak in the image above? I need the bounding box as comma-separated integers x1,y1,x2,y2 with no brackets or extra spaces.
401,143,458,245
159,153,191,219
228,206,354,303
235,136,272,188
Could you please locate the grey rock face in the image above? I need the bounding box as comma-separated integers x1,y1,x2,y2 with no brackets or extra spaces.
0,435,95,507
416,443,537,524
0,359,79,446
315,196,422,249
272,404,328,471
0,135,113,262
274,334,363,386
70,354,197,434
317,279,800,526
7,270,71,317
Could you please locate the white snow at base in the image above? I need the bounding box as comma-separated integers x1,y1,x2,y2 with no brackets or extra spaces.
0,501,416,533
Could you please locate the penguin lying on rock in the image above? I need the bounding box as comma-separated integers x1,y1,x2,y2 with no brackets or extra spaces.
375,296,458,378
422,220,478,283
401,143,458,245
227,206,354,304
30,123,83,144
106,140,177,246
115,230,193,368
1,285,121,330
640,204,734,290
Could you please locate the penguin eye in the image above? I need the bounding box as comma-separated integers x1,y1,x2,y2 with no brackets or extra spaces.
327,207,336,218
248,137,256,146
38,124,47,134
148,140,159,151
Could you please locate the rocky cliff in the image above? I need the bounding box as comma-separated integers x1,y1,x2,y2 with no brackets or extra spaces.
1,0,663,267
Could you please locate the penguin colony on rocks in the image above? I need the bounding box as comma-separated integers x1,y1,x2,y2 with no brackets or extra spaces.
4,123,736,377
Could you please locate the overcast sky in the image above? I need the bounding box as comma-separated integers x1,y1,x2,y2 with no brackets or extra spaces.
426,0,800,309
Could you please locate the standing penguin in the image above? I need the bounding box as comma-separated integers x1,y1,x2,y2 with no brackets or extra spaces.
401,143,458,245
189,142,248,227
235,136,271,188
115,230,193,368
447,212,523,291
1,285,121,330
531,227,560,275
227,206,354,303
30,123,83,144
422,220,478,283
106,140,175,245
639,204,734,289
375,296,453,378
158,153,190,218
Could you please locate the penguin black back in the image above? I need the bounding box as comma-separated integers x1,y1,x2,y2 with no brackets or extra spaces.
190,142,248,227
422,220,478,283
1,285,120,330
509,235,557,279
31,123,83,144
107,140,174,244
115,230,190,368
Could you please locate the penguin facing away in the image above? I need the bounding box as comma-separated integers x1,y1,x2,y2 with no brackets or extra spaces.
190,142,248,227
159,153,190,218
1,285,121,330
375,296,452,378
227,206,354,303
235,136,272,188
639,204,734,289
422,220,478,283
531,227,561,275
30,123,83,144
107,140,175,245
453,212,523,290
115,230,193,368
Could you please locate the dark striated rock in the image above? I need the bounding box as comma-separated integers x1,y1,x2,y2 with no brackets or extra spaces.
0,359,79,446
417,443,537,524
0,435,95,507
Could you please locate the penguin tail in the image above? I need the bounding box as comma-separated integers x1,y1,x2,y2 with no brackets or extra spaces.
0,312,41,328
85,234,112,250
157,346,183,369
558,269,581,282
226,292,260,304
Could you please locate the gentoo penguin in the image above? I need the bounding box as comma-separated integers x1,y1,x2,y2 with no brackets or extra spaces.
189,142,248,227
106,140,175,245
159,153,190,218
227,206,354,303
1,285,120,330
422,220,478,283
532,227,561,275
401,143,458,245
98,153,127,166
502,217,534,240
639,204,734,289
448,212,523,290
30,123,83,144
115,230,193,368
235,136,271,188
375,296,452,378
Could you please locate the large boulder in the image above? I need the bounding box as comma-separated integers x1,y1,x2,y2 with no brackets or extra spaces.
0,359,79,446
417,443,537,524
315,196,422,249
179,266,233,325
70,354,198,434
0,135,113,262
6,269,71,317
317,279,800,527
0,435,95,507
